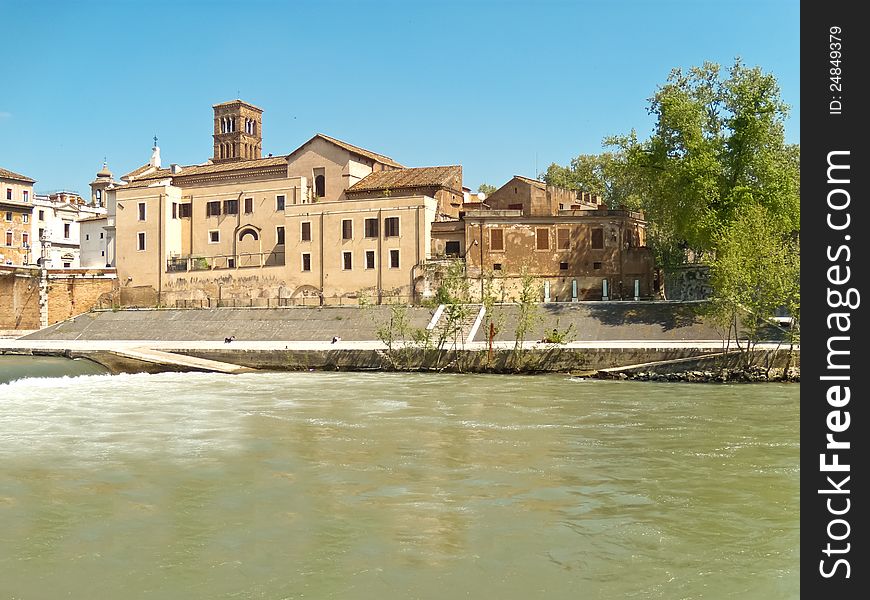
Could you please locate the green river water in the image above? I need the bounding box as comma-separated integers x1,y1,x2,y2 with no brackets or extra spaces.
0,358,799,599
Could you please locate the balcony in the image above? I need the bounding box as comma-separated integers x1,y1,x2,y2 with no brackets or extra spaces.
166,250,285,273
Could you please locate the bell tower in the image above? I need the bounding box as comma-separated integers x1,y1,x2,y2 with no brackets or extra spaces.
212,100,263,163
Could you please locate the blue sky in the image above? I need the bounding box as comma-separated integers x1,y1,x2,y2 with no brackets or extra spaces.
0,0,799,197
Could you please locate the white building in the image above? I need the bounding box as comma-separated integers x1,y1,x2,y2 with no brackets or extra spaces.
31,191,106,268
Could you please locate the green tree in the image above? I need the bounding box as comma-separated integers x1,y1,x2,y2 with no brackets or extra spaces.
609,59,799,267
541,152,641,209
706,204,799,366
477,183,498,197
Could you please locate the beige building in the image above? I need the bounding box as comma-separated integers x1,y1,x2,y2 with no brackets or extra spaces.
107,100,454,306
1,167,36,266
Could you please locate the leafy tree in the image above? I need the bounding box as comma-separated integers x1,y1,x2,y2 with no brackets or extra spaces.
706,204,799,365
477,183,498,197
541,152,641,209
608,59,799,266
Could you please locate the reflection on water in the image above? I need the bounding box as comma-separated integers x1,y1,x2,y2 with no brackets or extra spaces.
0,371,799,599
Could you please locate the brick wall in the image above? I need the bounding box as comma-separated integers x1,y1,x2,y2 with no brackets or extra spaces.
0,266,118,329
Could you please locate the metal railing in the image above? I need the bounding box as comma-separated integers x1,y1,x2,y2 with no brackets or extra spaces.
166,251,285,273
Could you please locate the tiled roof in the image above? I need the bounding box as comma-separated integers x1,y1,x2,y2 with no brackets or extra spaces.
135,156,289,181
289,134,404,169
213,99,263,112
347,166,462,193
512,175,546,188
121,164,156,181
0,167,35,183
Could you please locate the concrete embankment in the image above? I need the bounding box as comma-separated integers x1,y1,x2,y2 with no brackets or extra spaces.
1,303,799,377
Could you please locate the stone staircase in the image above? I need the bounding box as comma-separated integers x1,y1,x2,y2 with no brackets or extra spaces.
426,304,485,347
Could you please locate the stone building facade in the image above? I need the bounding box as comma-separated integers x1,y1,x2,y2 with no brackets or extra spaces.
1,167,35,266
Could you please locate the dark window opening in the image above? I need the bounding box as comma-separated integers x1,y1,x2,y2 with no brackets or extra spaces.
301,221,311,241
341,219,353,240
228,258,236,268
244,197,253,213
560,262,569,270
302,253,311,271
389,249,399,268
314,174,326,198
276,195,286,211
493,263,502,271
138,203,146,221
224,199,239,215
239,229,258,241
206,201,221,217
365,250,375,269
364,218,379,238
490,229,504,251
343,251,352,270
536,228,549,250
137,232,146,250
384,216,399,237
557,228,570,250
593,261,602,270
591,228,604,250
179,203,191,218
276,226,285,245
445,240,461,257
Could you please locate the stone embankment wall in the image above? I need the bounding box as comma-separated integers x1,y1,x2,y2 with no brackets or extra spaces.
0,266,118,330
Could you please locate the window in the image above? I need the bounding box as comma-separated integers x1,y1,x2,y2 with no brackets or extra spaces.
22,233,29,248
239,228,258,241
341,219,353,240
508,203,523,211
313,168,325,198
560,262,569,271
301,253,311,272
85,234,90,241
301,221,311,241
445,240,461,257
384,216,399,237
38,228,44,240
95,190,101,204
5,231,11,246
276,195,286,211
64,223,71,238
22,190,29,202
224,199,239,215
138,202,146,221
100,232,104,239
137,232,146,251
206,201,221,217
171,203,178,219
591,228,604,250
38,210,45,220
179,203,191,218
228,258,236,268
275,226,286,245
209,230,220,243
365,250,375,269
244,197,253,214
536,228,549,250
593,261,602,270
489,229,504,251
63,262,71,268
4,212,11,222
342,251,352,270
5,189,10,200
557,228,570,250
389,249,399,269
23,213,29,223
364,217,379,238
493,263,502,271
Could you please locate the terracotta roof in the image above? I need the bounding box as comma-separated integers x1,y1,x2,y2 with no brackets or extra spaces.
134,156,289,182
78,215,108,222
0,167,35,183
122,164,156,181
289,134,404,169
347,166,462,193
512,175,546,188
213,99,263,112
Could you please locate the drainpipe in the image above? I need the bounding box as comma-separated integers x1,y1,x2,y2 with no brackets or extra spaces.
157,192,163,304
479,222,484,301
377,208,383,304
319,211,325,305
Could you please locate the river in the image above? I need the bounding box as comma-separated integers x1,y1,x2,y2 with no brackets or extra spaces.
0,360,799,599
